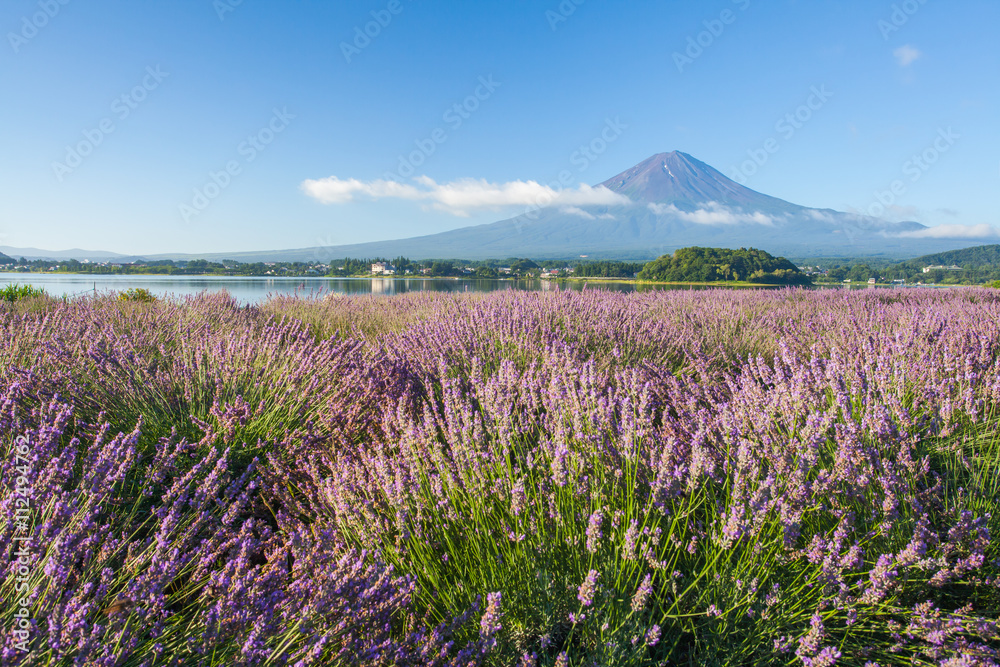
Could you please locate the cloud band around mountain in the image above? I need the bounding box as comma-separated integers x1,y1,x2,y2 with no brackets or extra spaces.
892,224,1000,239
301,175,630,217
648,202,775,226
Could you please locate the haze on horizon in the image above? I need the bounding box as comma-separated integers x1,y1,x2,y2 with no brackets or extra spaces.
2,0,998,256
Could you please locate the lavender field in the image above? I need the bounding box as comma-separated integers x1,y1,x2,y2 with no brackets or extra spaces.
2,289,999,666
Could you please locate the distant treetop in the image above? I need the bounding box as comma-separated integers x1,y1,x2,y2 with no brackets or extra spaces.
902,244,1000,269
637,247,811,285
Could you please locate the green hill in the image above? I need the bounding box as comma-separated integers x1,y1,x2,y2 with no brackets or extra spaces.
0,251,13,264
903,244,1000,268
637,247,811,285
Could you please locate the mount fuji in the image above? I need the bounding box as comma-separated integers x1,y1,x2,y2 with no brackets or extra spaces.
247,151,965,262
55,152,989,263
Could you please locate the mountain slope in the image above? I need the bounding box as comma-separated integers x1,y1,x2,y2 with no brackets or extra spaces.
902,244,1000,267
599,152,801,213
207,151,938,261
11,152,995,262
246,152,968,260
241,150,968,261
0,246,136,262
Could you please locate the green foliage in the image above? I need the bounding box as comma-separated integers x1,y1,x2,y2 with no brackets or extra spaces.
909,243,1000,268
847,264,876,282
428,260,455,276
510,258,540,273
573,261,645,278
475,265,499,278
0,283,46,301
117,287,158,303
637,247,811,285
4,291,1000,664
810,244,1000,285
987,280,1000,288
325,257,379,276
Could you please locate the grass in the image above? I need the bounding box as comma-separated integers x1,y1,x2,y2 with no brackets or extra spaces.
117,287,158,302
2,289,999,665
0,283,46,302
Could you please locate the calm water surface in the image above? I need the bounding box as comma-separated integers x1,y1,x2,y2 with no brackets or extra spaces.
1,274,928,305
0,273,703,304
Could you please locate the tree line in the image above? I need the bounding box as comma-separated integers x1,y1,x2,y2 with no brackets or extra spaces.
637,247,811,285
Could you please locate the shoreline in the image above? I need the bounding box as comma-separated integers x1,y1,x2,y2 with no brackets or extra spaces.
2,272,788,288
553,277,797,288
0,272,980,289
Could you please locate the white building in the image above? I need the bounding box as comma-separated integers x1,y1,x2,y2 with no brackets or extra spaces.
371,262,396,275
922,265,962,273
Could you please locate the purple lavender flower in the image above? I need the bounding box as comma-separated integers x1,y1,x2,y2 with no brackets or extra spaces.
577,569,600,607
631,574,653,613
585,508,604,554
510,479,527,516
480,591,503,641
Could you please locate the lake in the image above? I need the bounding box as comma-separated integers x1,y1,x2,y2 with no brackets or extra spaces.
0,273,695,304
0,274,930,304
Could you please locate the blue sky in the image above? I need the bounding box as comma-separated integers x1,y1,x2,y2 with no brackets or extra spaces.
1,0,997,255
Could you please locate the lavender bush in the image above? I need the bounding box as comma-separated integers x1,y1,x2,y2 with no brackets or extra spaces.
1,288,999,665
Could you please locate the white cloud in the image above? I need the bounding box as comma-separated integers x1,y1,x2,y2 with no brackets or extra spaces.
804,210,839,223
894,45,921,67
299,178,424,204
557,208,617,221
301,175,630,216
648,202,775,226
895,224,1000,239
560,206,595,220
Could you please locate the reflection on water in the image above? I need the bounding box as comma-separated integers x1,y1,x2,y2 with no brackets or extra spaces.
0,273,696,304
3,273,928,304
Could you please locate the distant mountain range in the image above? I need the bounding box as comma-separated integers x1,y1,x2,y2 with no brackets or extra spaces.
903,244,1000,268
0,246,136,263
4,152,996,262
